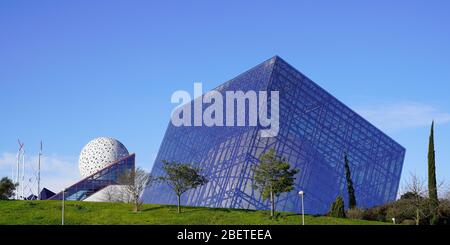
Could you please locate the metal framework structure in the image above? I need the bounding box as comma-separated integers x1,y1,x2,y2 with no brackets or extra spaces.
141,56,405,214
14,139,24,200
48,154,135,201
12,140,44,200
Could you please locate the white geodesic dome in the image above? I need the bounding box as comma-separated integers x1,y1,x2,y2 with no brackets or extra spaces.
78,137,129,178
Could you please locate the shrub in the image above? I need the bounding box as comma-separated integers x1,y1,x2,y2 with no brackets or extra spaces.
385,199,413,224
364,198,434,225
438,199,450,225
0,177,17,200
361,192,450,224
401,219,416,225
362,205,389,222
329,196,346,218
346,208,365,220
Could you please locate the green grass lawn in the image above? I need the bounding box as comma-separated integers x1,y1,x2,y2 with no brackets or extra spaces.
0,200,388,225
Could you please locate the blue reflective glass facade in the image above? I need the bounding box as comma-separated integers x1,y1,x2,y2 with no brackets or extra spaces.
141,56,405,214
48,154,135,201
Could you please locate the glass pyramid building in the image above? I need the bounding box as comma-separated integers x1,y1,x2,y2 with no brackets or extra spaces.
141,56,405,214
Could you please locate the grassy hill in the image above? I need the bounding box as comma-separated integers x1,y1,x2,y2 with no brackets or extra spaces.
0,200,387,225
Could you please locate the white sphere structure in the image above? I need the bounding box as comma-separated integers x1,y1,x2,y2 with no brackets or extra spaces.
78,137,129,177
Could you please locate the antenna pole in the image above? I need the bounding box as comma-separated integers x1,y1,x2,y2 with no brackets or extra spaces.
16,139,23,200
11,163,14,186
15,151,19,199
21,148,25,199
38,141,42,200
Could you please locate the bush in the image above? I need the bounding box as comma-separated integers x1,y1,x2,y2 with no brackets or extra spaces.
362,205,389,222
363,198,441,225
401,219,416,225
329,196,346,218
0,177,17,200
438,199,450,225
385,199,413,224
361,192,450,225
346,208,365,220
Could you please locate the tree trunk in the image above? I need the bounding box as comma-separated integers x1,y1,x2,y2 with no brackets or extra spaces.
177,194,181,214
134,194,139,212
270,189,274,217
416,209,420,225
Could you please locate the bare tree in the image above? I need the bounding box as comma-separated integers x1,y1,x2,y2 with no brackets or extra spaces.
101,185,128,203
437,180,447,199
101,185,119,202
401,173,428,225
118,167,154,212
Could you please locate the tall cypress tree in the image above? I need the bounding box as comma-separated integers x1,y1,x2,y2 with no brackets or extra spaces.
428,121,439,224
344,154,357,209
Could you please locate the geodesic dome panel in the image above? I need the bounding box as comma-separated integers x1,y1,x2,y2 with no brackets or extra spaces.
78,137,129,177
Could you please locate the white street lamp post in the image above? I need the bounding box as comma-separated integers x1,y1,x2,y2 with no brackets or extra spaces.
298,191,305,225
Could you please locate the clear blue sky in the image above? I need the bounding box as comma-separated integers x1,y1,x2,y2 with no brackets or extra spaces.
1,0,450,193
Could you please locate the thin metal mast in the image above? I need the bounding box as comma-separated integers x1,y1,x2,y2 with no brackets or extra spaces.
21,146,25,199
38,141,42,200
16,139,24,200
11,157,14,187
